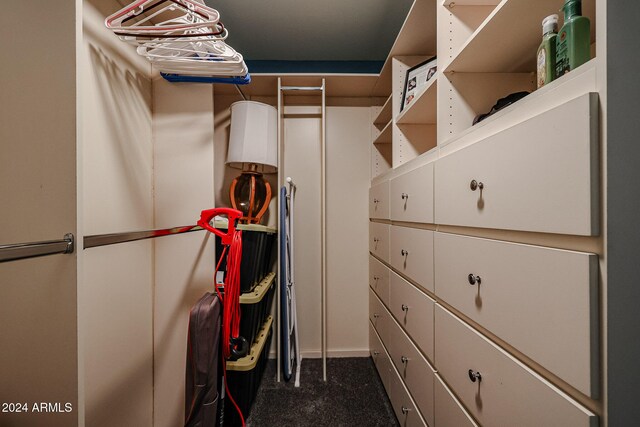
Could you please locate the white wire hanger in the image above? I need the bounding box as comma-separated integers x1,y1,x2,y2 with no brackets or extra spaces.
105,0,250,84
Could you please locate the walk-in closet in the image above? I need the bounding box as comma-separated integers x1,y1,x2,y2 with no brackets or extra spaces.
1,0,639,426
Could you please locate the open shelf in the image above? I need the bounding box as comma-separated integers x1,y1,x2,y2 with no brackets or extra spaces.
439,57,598,150
371,0,437,96
396,75,438,125
374,95,393,129
445,0,596,73
373,120,392,144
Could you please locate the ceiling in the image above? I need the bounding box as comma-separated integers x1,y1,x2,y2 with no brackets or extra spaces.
204,0,413,72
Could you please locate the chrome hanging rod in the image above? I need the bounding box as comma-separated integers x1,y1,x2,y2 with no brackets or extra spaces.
84,225,203,249
280,85,324,92
0,234,74,263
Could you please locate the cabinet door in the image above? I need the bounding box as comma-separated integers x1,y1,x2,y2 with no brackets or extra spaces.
390,162,434,223
369,255,390,307
435,305,597,427
389,363,428,427
369,222,390,263
387,316,436,427
369,289,390,345
370,322,390,393
390,226,434,292
389,271,435,362
434,374,478,427
435,93,599,236
434,232,599,397
369,181,390,220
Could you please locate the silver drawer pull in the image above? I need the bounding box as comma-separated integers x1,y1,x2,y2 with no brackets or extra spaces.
373,276,379,281
401,193,409,200
401,304,409,312
401,356,408,364
373,198,379,204
373,350,380,356
373,313,380,319
468,369,482,383
470,180,484,191
373,237,379,243
401,249,409,257
468,274,481,285
401,406,411,415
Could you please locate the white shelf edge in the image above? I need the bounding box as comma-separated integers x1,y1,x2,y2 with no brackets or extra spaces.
374,94,394,126
443,0,508,73
443,0,500,6
395,75,438,125
373,120,393,145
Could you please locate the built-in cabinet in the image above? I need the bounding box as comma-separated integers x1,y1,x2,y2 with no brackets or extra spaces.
369,0,603,425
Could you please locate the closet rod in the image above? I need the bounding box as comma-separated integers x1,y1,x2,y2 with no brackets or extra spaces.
84,225,202,249
280,85,324,91
0,233,74,263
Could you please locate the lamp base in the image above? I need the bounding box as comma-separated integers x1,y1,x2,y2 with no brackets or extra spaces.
229,171,272,224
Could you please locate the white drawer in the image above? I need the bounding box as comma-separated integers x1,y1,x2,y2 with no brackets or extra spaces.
369,222,390,263
370,181,390,220
434,374,478,427
369,289,390,345
435,93,599,236
389,271,435,362
370,255,390,307
390,163,434,223
370,322,390,393
390,226,434,293
387,315,435,427
435,305,597,427
389,362,428,427
434,232,599,397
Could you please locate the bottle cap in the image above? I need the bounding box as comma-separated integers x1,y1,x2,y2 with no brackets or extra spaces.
542,14,559,35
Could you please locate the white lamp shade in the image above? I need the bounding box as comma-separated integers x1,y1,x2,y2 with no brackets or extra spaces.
227,101,278,172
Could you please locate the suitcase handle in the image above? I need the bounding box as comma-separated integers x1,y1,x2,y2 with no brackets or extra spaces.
197,208,243,245
230,335,249,359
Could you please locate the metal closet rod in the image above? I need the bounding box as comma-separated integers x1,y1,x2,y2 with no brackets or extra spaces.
84,225,202,249
0,234,74,263
280,85,324,91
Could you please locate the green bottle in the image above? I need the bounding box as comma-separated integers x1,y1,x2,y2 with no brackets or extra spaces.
556,0,591,77
537,14,559,88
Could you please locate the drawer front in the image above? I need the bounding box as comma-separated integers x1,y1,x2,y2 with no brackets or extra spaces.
389,271,435,362
370,322,390,393
390,226,434,293
370,181,390,220
387,315,435,427
434,374,478,427
389,363,428,427
370,255,390,307
435,305,597,427
369,289,390,345
434,232,598,397
369,222,390,263
390,162,434,223
435,93,598,236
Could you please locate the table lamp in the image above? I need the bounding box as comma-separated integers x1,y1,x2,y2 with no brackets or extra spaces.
227,101,278,224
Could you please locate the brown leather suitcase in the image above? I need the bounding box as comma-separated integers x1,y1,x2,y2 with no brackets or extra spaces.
185,292,221,426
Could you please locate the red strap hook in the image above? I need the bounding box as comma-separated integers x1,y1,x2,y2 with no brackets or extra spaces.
197,207,243,245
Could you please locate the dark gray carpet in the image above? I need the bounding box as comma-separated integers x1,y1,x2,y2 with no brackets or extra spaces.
246,357,399,427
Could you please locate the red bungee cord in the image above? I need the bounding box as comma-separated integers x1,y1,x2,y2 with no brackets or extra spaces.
197,208,247,427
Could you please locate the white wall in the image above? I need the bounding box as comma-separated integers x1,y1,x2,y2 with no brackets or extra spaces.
326,107,371,356
152,78,216,427
0,2,79,426
79,2,154,426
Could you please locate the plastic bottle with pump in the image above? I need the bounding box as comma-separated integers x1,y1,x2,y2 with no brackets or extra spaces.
537,14,558,88
556,0,591,77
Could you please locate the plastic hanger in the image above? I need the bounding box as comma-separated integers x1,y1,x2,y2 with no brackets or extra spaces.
105,0,220,36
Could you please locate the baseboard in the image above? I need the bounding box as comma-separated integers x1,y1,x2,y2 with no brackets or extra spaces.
268,349,370,359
